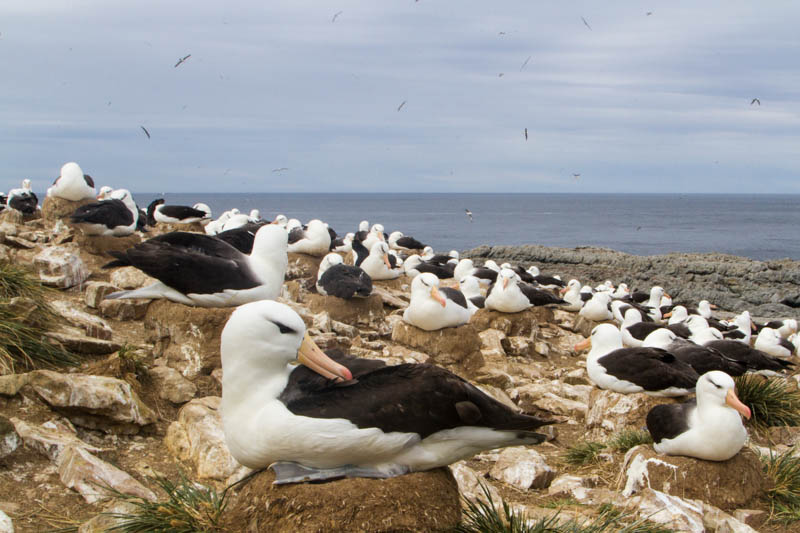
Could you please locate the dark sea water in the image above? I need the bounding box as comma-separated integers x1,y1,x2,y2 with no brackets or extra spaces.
134,193,800,261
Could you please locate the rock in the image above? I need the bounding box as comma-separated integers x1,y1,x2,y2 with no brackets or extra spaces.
450,461,501,503
473,368,514,389
99,298,151,321
701,503,760,533
622,445,768,509
1,297,43,327
502,336,536,358
312,311,331,333
0,209,25,225
624,488,705,533
78,500,141,533
110,267,155,290
148,365,197,404
165,397,245,481
470,307,554,337
479,329,506,358
286,252,323,280
73,232,141,257
144,301,234,378
488,446,555,490
41,195,95,223
10,417,105,460
27,370,157,434
515,381,591,418
0,416,20,459
33,245,89,288
371,285,409,308
46,327,120,355
391,321,484,373
585,389,670,439
518,391,586,418
731,509,767,529
50,300,114,340
0,374,32,396
57,445,157,504
84,281,117,308
0,510,11,533
221,467,460,533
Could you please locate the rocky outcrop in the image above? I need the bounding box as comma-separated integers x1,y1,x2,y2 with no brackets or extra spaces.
33,244,89,288
391,321,484,373
221,467,461,533
465,244,800,314
306,292,385,326
41,196,95,223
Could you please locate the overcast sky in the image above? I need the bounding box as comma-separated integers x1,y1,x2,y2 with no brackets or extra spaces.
2,1,799,194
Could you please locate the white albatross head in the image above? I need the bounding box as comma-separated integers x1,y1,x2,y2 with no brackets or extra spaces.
696,371,750,419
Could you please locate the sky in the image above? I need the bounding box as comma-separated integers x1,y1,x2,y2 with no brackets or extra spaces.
1,1,799,194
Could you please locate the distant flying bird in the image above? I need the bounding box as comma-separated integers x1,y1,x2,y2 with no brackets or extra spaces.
498,31,506,36
498,73,504,77
581,16,592,30
636,226,642,231
397,100,407,112
751,98,761,106
140,126,151,139
174,54,191,68
332,11,342,22
520,55,531,71
465,208,473,222
524,128,528,140
646,11,653,16
272,167,289,173
572,173,581,180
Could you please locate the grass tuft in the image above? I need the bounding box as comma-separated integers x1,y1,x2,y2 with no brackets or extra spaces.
734,375,800,428
456,483,675,532
107,473,228,533
605,429,653,453
762,447,800,522
563,441,606,466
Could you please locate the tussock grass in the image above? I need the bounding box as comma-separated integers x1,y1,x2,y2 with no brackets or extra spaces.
762,447,800,522
107,473,228,533
563,441,606,466
734,375,800,428
456,484,675,532
605,429,653,453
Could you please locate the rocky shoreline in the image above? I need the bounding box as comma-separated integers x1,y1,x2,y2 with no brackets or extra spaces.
464,244,800,317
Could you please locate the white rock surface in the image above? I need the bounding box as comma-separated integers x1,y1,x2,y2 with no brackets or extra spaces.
488,446,555,490
148,365,197,404
450,461,501,503
0,510,12,533
110,267,155,290
11,418,104,460
33,245,89,288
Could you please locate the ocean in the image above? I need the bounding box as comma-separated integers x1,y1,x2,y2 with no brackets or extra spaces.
133,193,800,261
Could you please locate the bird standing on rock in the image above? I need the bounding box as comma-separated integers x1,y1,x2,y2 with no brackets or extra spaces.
403,273,472,330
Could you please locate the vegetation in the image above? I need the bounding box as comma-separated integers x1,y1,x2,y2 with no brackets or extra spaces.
605,429,653,453
762,447,800,522
563,441,606,466
734,375,800,428
455,484,675,533
0,261,79,371
563,429,652,466
107,473,228,533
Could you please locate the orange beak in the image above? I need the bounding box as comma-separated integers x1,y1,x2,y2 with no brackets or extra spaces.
502,278,509,289
297,333,353,382
710,303,718,309
664,293,671,299
726,389,751,419
431,286,447,307
383,254,392,269
574,337,591,351
559,287,568,295
663,311,673,318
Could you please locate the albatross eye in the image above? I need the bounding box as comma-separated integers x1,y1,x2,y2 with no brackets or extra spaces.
272,321,296,335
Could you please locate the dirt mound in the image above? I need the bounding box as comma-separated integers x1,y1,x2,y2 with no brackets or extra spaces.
222,468,461,533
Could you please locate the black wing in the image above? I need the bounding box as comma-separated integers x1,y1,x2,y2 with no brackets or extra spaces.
646,400,697,443
318,264,373,299
396,236,426,250
102,232,259,295
469,296,485,309
473,268,498,283
351,240,369,267
439,287,469,309
670,344,747,376
427,254,452,266
705,340,794,372
779,337,796,354
159,205,208,220
215,222,268,254
598,348,699,391
70,199,133,228
414,261,454,279
282,362,553,439
665,323,691,339
625,322,664,341
9,193,38,214
511,266,534,283
532,274,565,287
83,174,95,187
519,283,565,306
287,227,306,245
279,351,388,405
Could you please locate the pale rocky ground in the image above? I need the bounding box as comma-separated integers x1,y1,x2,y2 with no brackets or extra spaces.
0,197,798,532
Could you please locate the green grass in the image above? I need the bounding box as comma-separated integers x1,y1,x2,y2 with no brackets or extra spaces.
762,447,800,522
605,429,653,453
734,375,800,428
455,484,675,532
107,473,228,533
563,441,606,466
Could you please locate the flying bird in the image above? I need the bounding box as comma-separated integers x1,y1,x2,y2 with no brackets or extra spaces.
397,100,407,112
498,31,506,36
332,11,342,22
581,16,592,30
751,98,761,106
140,126,151,139
572,173,581,180
646,11,653,16
520,55,531,71
174,54,191,68
272,167,289,173
524,128,528,140
465,208,473,222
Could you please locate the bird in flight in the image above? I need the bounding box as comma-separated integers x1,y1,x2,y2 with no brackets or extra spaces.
581,16,592,30
174,54,191,68
140,126,151,139
524,128,528,140
465,208,473,222
397,100,407,112
332,11,342,22
520,55,531,71
646,11,653,16
751,98,761,106
572,173,581,180
272,167,289,173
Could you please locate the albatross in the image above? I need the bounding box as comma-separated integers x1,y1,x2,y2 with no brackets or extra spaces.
47,162,96,201
220,300,554,483
403,273,472,330
102,224,288,306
